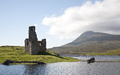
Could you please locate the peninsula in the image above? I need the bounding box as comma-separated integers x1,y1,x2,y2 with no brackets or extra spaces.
0,26,79,64
0,46,79,64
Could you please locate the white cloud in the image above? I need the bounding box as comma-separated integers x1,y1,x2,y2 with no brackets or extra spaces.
42,0,120,39
46,39,50,42
34,24,38,26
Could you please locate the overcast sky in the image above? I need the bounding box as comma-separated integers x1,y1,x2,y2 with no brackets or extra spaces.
0,0,120,48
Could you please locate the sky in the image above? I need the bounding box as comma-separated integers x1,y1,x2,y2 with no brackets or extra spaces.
0,0,120,48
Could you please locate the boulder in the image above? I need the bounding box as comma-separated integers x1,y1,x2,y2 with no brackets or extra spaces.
3,60,14,65
87,57,95,64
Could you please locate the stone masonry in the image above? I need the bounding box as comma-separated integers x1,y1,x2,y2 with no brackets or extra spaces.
25,26,46,55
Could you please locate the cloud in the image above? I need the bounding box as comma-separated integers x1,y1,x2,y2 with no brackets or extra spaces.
46,39,50,42
42,0,120,39
34,24,38,26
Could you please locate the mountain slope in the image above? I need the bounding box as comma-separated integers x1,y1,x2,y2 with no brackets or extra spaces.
49,31,120,55
65,31,120,46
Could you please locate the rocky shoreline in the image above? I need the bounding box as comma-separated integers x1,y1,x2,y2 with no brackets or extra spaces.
3,60,45,65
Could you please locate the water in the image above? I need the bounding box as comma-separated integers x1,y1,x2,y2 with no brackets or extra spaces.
0,56,120,75
63,55,120,61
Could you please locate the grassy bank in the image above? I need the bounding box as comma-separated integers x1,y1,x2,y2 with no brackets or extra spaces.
86,48,120,55
0,46,80,64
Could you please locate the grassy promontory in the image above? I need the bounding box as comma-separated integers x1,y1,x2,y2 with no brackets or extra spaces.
0,46,80,64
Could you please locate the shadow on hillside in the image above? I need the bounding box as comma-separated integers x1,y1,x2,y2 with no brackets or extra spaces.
37,52,65,59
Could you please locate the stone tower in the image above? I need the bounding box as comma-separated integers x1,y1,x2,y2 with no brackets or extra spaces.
25,26,46,55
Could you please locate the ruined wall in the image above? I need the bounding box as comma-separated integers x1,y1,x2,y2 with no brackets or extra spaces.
25,26,46,55
38,39,46,52
25,39,31,53
41,39,46,52
29,26,41,55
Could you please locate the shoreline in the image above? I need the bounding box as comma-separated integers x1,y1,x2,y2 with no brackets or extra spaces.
1,60,120,66
0,46,80,64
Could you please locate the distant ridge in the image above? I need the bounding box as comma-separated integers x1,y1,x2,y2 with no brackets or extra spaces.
50,31,120,55
65,31,120,46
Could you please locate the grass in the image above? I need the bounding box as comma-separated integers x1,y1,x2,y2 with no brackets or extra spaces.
0,46,80,64
86,48,120,55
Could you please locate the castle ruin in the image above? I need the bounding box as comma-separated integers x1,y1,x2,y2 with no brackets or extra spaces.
25,26,46,55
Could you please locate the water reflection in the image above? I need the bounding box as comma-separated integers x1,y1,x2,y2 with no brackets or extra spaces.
24,64,46,75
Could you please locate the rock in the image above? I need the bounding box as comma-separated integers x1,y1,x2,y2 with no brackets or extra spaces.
87,57,95,64
3,60,45,65
3,60,14,65
37,62,45,64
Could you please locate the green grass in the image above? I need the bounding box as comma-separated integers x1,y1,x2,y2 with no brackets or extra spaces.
0,46,80,64
86,48,120,55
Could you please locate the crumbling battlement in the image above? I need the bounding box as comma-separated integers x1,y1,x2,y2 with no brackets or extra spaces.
25,26,46,55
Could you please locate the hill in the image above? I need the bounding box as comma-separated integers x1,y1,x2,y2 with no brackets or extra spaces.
49,31,120,55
